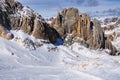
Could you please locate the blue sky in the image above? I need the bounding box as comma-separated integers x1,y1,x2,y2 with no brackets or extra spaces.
18,0,120,18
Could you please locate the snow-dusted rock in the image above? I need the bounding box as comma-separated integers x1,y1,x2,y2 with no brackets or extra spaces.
0,0,60,44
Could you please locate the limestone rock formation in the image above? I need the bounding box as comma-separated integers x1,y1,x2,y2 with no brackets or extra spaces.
51,8,118,55
51,8,79,38
0,0,60,43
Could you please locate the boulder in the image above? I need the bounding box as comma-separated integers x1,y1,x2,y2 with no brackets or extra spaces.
0,25,14,40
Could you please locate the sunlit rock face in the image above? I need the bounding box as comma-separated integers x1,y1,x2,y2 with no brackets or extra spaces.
51,8,118,55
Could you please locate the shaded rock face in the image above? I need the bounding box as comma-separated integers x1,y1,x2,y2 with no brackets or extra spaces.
0,0,60,43
3,0,23,14
32,20,61,44
0,4,14,40
51,8,118,55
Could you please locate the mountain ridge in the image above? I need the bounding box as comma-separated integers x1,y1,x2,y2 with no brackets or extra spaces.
0,0,120,55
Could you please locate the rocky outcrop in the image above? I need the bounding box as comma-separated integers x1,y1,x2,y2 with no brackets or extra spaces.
0,0,119,55
0,4,14,40
32,19,61,44
1,0,23,14
51,8,118,55
51,8,79,38
0,0,60,43
102,17,120,42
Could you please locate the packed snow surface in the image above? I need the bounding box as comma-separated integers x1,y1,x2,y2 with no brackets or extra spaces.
0,30,120,80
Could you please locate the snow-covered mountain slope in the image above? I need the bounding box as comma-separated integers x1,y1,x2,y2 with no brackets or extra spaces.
0,30,120,80
95,16,120,50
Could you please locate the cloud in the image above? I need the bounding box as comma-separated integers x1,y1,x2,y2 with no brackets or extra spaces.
65,0,85,5
17,0,120,17
18,0,55,5
65,0,99,7
75,0,85,5
18,0,100,7
85,0,99,7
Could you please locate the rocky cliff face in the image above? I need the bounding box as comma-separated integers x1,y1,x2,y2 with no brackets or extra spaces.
51,8,118,55
0,0,119,55
0,0,60,43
